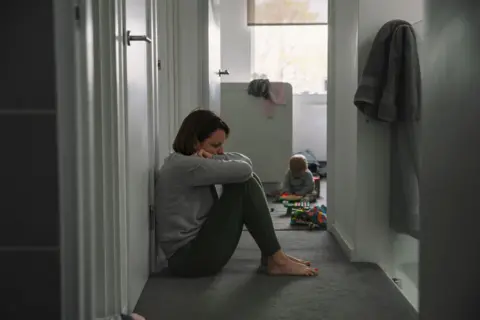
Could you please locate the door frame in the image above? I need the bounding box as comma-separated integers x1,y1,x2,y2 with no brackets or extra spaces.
90,0,131,317
56,0,143,318
54,0,89,318
57,0,101,318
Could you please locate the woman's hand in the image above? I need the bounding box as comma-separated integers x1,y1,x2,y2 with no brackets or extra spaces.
196,149,213,158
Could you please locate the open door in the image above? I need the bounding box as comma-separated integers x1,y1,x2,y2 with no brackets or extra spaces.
202,0,226,114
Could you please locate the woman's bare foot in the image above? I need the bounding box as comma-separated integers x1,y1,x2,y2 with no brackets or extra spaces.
287,254,311,266
267,251,318,276
131,314,146,320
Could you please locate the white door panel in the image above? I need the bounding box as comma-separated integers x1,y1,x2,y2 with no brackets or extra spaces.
125,0,152,310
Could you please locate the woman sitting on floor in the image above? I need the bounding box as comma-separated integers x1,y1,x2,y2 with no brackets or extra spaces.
155,109,318,277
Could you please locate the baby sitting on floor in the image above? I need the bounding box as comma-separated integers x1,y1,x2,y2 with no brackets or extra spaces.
281,154,316,201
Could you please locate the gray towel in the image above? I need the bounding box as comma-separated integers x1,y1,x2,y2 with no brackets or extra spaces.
354,20,421,122
248,79,274,101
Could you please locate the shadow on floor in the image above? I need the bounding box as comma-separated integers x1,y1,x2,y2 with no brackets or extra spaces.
135,231,417,320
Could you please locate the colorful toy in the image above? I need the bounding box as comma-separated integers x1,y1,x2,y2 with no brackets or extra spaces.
282,199,310,215
290,205,327,230
278,192,303,202
283,200,311,208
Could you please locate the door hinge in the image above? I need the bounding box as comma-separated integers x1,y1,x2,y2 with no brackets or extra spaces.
149,205,156,231
74,5,81,22
157,60,162,70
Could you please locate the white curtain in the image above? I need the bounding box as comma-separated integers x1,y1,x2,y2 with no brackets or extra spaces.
251,25,328,94
247,0,328,25
248,0,328,95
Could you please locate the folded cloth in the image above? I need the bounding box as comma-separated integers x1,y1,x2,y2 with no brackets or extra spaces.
247,78,273,100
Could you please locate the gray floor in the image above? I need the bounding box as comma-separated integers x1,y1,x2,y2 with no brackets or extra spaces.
135,231,417,320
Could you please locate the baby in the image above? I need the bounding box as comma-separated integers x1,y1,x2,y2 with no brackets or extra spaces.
282,154,315,199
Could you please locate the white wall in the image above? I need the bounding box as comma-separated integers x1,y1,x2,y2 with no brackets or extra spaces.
328,0,423,310
157,0,205,138
177,0,203,122
220,0,251,82
293,95,327,160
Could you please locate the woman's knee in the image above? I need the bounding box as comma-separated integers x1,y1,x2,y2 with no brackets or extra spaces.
222,176,260,195
248,174,263,188
243,175,263,189
243,176,265,196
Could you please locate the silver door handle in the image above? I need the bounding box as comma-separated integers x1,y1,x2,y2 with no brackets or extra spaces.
126,30,152,46
215,69,230,76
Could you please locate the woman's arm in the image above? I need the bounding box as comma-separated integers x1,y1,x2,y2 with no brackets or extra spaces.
175,154,253,186
212,152,252,166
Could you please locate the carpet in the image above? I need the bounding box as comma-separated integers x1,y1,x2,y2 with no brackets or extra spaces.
135,231,417,320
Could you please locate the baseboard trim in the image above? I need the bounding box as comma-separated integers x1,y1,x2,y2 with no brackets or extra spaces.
329,223,354,260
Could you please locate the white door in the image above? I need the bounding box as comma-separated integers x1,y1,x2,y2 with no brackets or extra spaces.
205,0,223,114
124,0,154,310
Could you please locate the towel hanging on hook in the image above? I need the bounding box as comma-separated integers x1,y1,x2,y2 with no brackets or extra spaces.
247,78,286,118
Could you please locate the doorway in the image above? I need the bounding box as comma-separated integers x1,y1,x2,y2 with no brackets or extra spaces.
219,0,329,230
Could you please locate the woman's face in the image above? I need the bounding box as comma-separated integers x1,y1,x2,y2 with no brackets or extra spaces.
197,129,226,155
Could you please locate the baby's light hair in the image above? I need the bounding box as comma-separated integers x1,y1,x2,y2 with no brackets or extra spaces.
289,155,308,176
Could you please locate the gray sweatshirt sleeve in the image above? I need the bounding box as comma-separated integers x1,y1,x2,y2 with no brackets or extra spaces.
212,152,252,166
178,155,253,186
297,171,314,196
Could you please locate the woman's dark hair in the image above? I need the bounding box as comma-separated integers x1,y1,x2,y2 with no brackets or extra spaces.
173,109,230,155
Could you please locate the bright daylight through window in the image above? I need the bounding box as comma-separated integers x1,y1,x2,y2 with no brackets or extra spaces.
248,0,328,94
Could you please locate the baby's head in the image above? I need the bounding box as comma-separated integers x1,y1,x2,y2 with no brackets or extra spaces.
289,154,308,177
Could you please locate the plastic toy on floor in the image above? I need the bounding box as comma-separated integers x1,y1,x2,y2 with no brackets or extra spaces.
278,192,303,202
277,192,317,203
290,204,327,230
281,196,311,215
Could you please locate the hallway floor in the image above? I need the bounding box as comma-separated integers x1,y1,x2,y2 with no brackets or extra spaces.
135,231,417,320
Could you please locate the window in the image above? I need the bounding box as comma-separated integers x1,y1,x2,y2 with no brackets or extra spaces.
248,0,328,95
247,0,328,25
251,25,328,94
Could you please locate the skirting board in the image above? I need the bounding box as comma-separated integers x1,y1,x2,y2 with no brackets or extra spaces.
391,266,419,311
329,223,354,260
330,224,419,311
